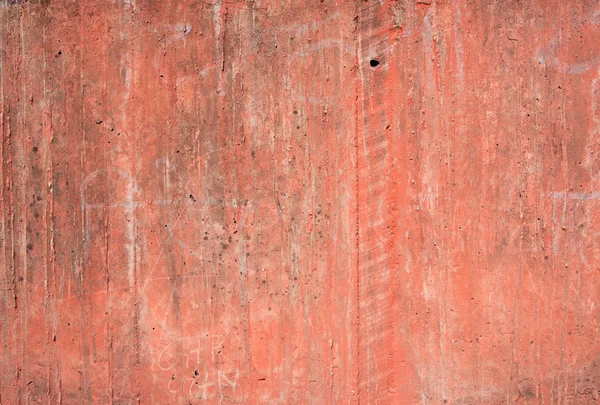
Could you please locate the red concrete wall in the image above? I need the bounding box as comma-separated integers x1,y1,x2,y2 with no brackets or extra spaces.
2,0,600,403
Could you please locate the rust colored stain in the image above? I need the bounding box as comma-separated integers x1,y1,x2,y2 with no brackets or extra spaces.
2,0,600,404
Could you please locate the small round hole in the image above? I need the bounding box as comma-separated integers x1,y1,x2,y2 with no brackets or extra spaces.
369,59,380,68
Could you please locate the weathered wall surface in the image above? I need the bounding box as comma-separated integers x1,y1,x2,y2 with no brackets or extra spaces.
1,0,600,403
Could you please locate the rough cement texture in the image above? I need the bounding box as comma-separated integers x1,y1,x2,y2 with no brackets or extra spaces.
1,0,600,403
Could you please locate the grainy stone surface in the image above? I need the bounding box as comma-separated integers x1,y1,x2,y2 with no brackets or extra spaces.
1,0,600,403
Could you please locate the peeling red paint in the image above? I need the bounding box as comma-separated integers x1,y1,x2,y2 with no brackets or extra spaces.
2,0,600,404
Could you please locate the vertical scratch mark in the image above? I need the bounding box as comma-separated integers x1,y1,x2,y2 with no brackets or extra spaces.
41,11,52,399
18,8,27,402
78,1,91,401
0,5,9,401
353,4,362,402
125,1,141,400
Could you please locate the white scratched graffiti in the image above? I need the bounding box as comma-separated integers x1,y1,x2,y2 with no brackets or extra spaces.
158,334,226,370
537,9,600,76
78,168,139,298
156,333,239,400
549,191,600,256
